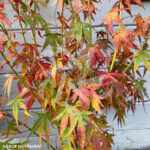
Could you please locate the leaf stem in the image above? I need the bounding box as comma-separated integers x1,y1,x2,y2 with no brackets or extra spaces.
109,2,122,72
0,51,19,77
1,22,38,89
124,36,149,73
19,20,27,43
88,0,92,45
61,4,64,56
31,30,37,45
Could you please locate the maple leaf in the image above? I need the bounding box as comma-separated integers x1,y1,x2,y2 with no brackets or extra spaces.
0,10,10,27
121,0,143,16
103,11,125,33
123,0,143,7
81,45,105,71
25,98,35,111
21,43,40,56
59,113,68,139
133,79,149,102
3,74,14,98
71,87,91,108
70,22,91,42
43,115,50,147
97,71,127,81
134,50,150,73
75,5,87,15
78,118,86,149
51,61,56,82
97,71,128,97
134,15,150,35
71,85,103,113
113,29,136,50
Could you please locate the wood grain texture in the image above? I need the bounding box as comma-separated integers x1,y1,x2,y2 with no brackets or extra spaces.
108,103,150,149
3,0,150,30
1,103,150,149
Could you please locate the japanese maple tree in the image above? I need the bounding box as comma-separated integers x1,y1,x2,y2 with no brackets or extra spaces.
0,0,150,149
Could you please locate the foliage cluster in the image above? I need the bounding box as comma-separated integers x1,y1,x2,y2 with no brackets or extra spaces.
0,0,150,149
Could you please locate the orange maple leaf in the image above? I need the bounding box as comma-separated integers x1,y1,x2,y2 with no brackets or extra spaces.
113,29,136,49
103,11,125,33
0,10,10,27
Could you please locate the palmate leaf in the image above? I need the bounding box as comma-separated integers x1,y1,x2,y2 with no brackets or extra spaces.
67,115,79,136
103,11,125,33
60,113,68,139
38,79,54,101
6,96,29,126
52,103,85,144
91,97,102,115
113,29,136,50
52,109,66,122
30,113,55,150
28,113,44,138
116,0,143,16
43,115,50,147
51,60,65,84
24,15,35,35
13,102,18,126
51,61,57,82
0,10,10,27
97,71,128,98
61,114,79,142
134,50,150,73
42,32,62,54
33,14,46,27
133,79,149,100
39,124,43,145
71,87,91,108
70,22,91,41
71,84,103,113
78,116,85,149
122,0,143,8
81,45,105,71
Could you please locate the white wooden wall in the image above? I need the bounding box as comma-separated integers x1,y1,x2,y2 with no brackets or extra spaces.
1,1,150,149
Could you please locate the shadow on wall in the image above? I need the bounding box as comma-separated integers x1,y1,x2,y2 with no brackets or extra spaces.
131,145,150,150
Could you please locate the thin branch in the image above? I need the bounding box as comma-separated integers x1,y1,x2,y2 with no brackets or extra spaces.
109,2,122,72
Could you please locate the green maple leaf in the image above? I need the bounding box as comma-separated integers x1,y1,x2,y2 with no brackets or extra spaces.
134,50,150,73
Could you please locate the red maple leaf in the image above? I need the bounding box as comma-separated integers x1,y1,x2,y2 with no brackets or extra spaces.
0,10,10,27
121,0,143,15
71,87,91,107
97,71,127,88
81,45,105,71
123,0,143,7
71,84,103,110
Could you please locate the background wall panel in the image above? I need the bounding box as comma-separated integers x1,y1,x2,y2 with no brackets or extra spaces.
1,1,150,149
